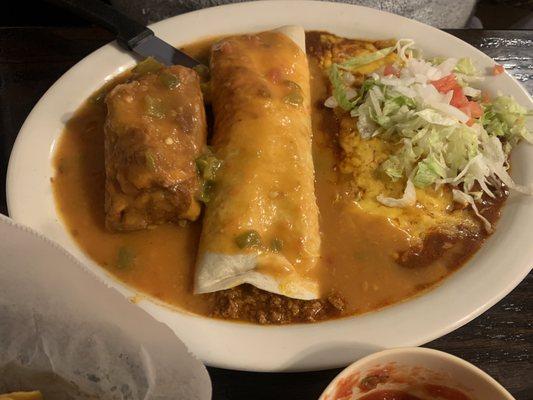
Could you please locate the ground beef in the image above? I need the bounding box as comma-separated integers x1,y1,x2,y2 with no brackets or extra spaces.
208,285,346,324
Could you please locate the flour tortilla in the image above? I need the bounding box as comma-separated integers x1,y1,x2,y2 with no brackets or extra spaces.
194,26,321,300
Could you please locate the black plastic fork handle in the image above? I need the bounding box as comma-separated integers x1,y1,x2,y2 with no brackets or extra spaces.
46,0,153,50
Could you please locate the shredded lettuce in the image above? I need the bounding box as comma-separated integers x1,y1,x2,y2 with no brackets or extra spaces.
328,70,379,112
482,95,532,147
413,154,448,187
327,46,395,110
452,190,493,232
416,109,457,126
381,138,418,181
329,64,356,111
395,39,415,62
339,47,395,71
381,157,404,181
325,38,532,229
428,56,446,66
454,58,478,76
356,103,378,138
377,179,417,208
444,126,480,174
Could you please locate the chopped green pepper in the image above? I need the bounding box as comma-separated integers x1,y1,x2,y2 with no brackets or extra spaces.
207,159,222,180
195,158,208,174
196,152,221,181
283,91,303,106
235,230,262,249
158,71,180,89
200,81,212,102
283,80,301,91
282,80,303,106
144,95,166,119
195,149,221,203
270,238,284,253
198,180,215,203
192,64,210,80
132,57,164,75
145,150,157,171
116,246,135,269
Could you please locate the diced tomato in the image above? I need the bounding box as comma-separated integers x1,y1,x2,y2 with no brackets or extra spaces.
450,87,468,108
431,74,458,93
480,90,491,104
460,101,483,125
467,101,483,118
383,64,399,77
493,64,504,75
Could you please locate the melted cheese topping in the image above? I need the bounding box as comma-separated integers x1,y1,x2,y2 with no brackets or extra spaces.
195,30,321,299
315,32,481,245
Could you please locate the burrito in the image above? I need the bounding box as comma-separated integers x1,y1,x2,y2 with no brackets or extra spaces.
104,63,207,231
194,26,321,300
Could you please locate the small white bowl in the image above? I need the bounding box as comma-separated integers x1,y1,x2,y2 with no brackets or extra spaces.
319,347,515,400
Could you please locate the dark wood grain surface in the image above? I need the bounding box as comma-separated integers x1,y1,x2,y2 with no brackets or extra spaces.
0,27,531,400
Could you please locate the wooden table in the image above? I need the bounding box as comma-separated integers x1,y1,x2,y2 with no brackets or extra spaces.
0,27,531,399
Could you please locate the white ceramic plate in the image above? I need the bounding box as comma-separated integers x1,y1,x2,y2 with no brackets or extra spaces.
7,1,533,372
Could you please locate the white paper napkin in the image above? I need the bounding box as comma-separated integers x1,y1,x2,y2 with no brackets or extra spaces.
0,215,212,400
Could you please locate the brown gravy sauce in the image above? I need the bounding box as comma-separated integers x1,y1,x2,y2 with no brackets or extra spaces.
51,33,505,323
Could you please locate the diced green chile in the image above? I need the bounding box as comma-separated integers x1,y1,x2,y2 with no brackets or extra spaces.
132,57,164,75
283,80,301,91
195,157,208,173
145,150,157,171
200,81,211,97
144,96,166,118
235,230,262,249
198,180,215,203
329,64,354,111
205,158,221,180
282,80,304,106
192,64,210,80
284,91,303,106
116,246,135,269
195,150,221,203
158,71,180,89
270,238,284,252
196,152,221,181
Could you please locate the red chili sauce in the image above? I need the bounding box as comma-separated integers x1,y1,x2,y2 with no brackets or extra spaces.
331,369,473,400
358,385,471,400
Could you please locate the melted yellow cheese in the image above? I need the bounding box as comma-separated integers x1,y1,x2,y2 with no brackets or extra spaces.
195,29,321,299
319,33,481,244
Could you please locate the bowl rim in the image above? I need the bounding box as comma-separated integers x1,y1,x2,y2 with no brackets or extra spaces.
6,0,533,372
319,347,516,400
